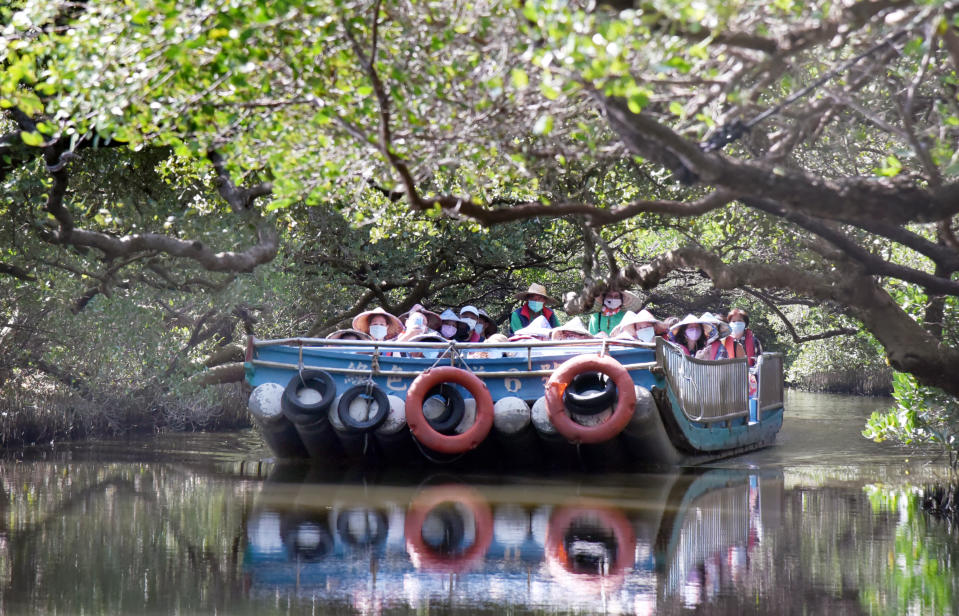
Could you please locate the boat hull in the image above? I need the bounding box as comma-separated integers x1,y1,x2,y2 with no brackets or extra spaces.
243,338,785,468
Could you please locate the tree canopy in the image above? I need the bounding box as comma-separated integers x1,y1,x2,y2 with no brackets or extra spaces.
2,0,958,405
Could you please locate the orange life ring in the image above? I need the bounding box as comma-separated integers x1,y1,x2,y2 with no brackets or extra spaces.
545,354,637,444
406,367,494,454
404,485,494,573
544,503,636,594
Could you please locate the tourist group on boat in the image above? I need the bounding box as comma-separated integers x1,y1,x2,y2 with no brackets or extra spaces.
329,282,763,367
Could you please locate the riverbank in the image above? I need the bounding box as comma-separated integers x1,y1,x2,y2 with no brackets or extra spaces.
787,366,893,396
0,383,251,450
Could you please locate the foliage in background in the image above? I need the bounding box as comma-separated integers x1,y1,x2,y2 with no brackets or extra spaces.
864,372,959,470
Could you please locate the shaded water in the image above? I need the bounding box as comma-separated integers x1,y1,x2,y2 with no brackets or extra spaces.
0,391,956,615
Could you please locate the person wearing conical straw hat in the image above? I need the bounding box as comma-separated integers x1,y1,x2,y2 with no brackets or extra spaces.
509,283,560,335
610,309,661,342
668,314,709,356
352,307,404,341
587,288,642,336
550,316,593,341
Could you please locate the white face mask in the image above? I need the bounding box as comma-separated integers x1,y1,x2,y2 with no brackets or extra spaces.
474,322,485,334
462,317,477,331
604,297,623,310
635,326,655,342
685,326,702,341
369,324,388,340
730,321,746,336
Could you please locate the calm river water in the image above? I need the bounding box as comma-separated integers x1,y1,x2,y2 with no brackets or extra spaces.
0,391,956,615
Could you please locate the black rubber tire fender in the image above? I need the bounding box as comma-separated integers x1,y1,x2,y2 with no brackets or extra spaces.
423,383,466,434
337,384,390,432
282,370,337,424
563,371,617,416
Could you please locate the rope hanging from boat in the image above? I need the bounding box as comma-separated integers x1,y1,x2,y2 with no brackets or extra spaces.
700,25,910,152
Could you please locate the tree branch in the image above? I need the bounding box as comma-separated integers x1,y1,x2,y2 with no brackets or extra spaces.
741,286,858,343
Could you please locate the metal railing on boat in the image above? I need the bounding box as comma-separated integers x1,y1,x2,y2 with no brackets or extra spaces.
247,336,658,379
657,338,749,423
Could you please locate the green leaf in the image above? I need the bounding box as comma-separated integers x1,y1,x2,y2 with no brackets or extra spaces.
511,68,529,89
874,155,902,177
533,114,553,135
19,130,44,146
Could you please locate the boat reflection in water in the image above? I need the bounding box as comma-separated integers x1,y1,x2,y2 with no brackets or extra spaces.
244,467,782,612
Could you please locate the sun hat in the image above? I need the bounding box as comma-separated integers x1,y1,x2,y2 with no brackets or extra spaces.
699,312,731,340
438,308,463,323
352,307,404,338
610,309,661,338
476,308,498,336
668,313,706,335
326,328,373,341
514,283,559,305
550,316,592,340
398,304,442,331
591,289,643,312
459,305,480,319
510,314,553,339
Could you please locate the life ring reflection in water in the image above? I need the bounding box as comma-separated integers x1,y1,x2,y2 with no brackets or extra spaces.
404,485,494,574
544,503,636,594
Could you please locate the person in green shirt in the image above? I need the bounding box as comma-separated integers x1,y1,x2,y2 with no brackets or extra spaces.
587,289,640,336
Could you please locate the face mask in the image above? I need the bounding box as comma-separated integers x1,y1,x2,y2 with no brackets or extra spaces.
423,350,439,359
685,326,701,341
369,324,388,340
604,298,623,310
440,324,457,338
462,317,477,331
474,322,485,334
636,326,655,342
527,300,544,312
730,321,746,335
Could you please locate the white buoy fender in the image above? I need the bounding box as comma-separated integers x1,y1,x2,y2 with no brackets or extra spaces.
375,395,408,436
248,383,285,423
493,397,531,435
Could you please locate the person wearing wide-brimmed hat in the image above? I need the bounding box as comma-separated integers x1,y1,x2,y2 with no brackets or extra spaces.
398,304,442,331
396,304,442,342
509,283,560,335
326,328,373,341
669,314,709,356
550,316,593,341
587,288,642,336
610,309,661,342
352,307,404,341
476,308,498,341
437,309,471,341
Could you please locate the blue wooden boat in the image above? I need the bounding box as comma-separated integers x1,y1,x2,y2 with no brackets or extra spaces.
243,335,785,467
